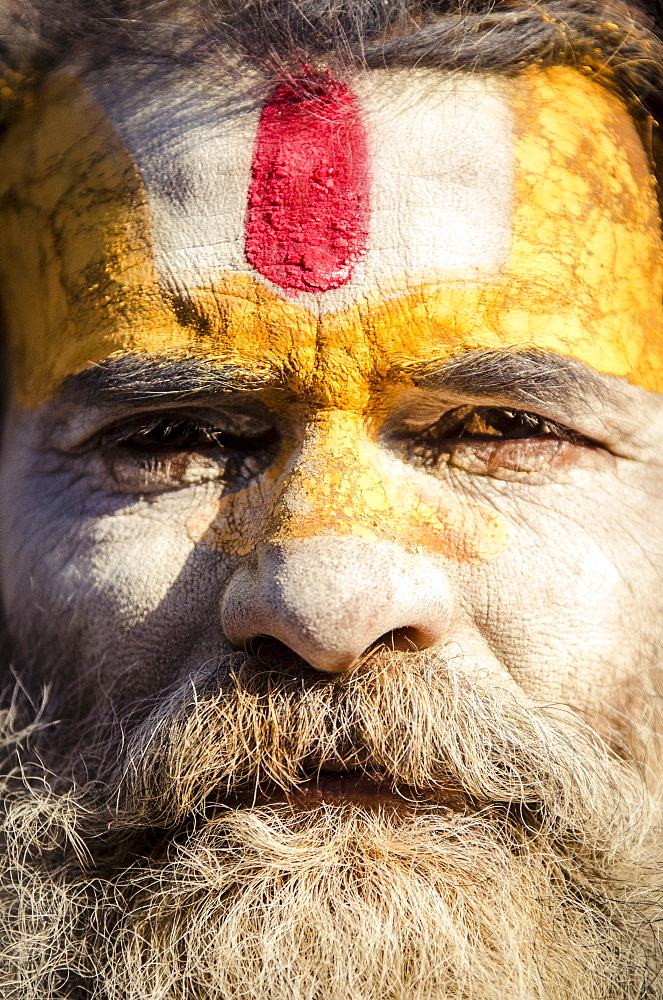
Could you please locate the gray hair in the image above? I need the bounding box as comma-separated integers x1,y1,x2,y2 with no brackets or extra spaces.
2,0,663,186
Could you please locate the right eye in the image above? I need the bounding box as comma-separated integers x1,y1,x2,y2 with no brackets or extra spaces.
96,410,280,493
105,413,279,455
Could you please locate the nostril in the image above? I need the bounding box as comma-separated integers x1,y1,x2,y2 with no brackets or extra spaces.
246,635,293,658
373,626,427,654
245,635,316,671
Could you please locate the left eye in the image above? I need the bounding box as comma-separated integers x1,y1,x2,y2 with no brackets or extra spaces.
431,406,574,441
397,404,594,479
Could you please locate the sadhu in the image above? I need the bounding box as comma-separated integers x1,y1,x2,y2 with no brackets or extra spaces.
1,0,663,996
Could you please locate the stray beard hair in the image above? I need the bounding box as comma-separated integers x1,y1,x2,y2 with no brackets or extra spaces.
0,651,662,999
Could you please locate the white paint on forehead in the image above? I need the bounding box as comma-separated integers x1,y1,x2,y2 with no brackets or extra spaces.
354,71,513,291
91,68,514,310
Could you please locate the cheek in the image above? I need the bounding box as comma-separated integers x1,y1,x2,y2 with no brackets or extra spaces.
64,515,232,695
0,450,236,699
458,482,662,706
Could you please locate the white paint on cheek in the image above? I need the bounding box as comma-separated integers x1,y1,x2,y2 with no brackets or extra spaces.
93,69,513,309
82,519,196,624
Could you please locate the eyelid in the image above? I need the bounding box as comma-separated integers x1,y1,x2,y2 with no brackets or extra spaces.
382,386,631,450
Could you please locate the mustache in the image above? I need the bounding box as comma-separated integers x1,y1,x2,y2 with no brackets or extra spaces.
89,648,653,850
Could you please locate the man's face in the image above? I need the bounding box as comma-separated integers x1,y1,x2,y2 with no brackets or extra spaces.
1,59,663,1000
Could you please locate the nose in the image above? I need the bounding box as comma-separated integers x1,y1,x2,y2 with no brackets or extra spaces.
221,537,453,673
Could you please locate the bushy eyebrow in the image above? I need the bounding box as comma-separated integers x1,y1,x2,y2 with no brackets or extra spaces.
64,347,614,413
402,348,613,411
65,354,274,407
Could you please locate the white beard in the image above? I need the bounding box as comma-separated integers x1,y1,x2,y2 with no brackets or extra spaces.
1,655,662,999
99,804,663,1000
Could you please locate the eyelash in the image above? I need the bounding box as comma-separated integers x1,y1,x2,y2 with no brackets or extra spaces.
100,406,581,452
92,404,592,492
100,413,279,454
99,406,593,455
414,406,586,444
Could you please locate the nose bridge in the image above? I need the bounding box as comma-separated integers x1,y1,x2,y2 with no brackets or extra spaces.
219,410,507,673
266,408,400,546
193,403,507,564
257,407,508,564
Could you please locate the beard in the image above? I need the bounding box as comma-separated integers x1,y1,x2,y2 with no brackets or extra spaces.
0,649,662,1000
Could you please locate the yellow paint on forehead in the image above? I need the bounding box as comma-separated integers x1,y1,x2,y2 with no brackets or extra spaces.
507,69,663,388
0,75,181,409
1,66,662,412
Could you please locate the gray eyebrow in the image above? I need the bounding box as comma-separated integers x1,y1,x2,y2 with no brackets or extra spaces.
64,347,615,415
401,348,614,410
63,354,275,407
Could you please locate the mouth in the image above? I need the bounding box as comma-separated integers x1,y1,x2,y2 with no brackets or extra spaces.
226,762,466,811
291,770,411,807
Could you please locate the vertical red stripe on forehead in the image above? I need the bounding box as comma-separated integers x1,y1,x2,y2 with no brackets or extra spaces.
245,73,370,293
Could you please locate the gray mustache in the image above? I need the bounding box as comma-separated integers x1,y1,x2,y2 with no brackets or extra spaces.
107,651,643,851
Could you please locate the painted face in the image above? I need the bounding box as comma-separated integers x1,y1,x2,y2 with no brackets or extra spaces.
4,52,663,1000
2,64,663,410
1,61,663,730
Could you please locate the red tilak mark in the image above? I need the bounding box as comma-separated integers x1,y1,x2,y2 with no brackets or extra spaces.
246,74,370,293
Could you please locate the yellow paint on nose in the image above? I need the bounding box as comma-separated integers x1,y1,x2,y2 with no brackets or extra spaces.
188,410,508,562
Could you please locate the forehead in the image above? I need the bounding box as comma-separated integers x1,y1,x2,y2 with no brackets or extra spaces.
0,62,662,407
97,67,514,304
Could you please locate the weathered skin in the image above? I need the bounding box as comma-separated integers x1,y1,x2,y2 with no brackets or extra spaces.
1,58,663,751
